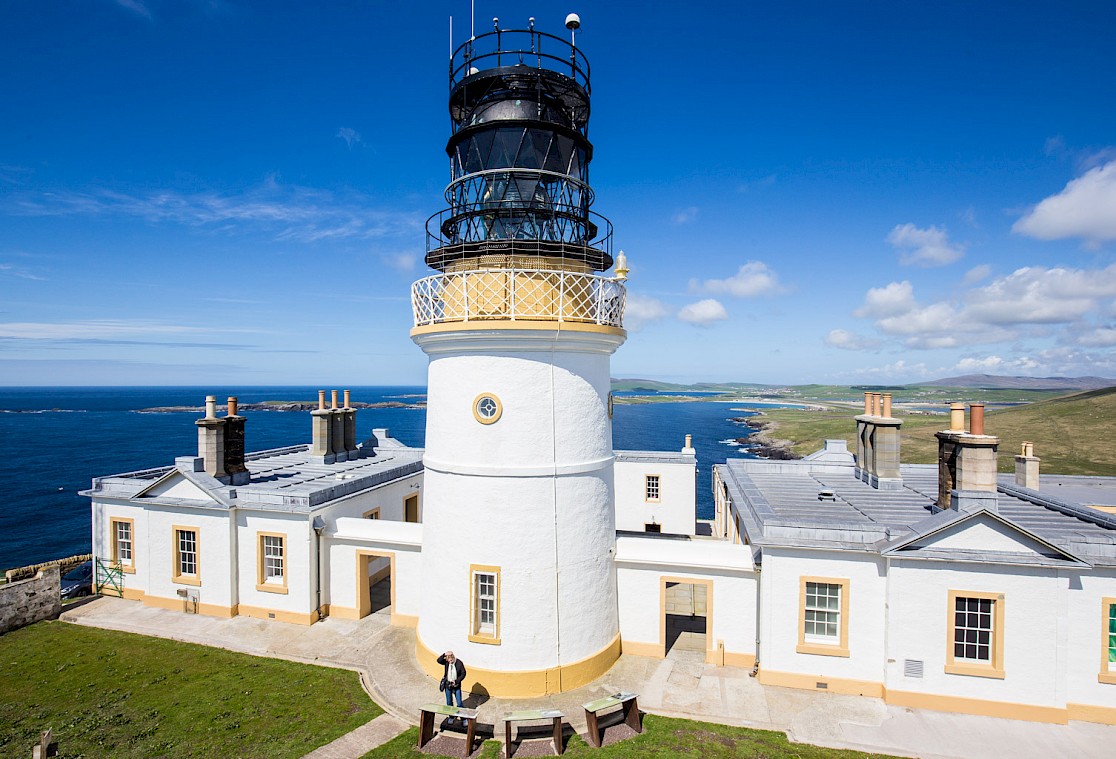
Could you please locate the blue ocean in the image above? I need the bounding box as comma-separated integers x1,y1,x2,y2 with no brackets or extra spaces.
0,387,774,570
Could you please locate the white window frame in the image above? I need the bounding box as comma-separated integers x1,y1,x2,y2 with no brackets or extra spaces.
172,526,200,586
645,474,661,502
469,564,500,644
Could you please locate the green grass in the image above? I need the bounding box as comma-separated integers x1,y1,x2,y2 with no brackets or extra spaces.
757,386,1116,476
0,621,382,758
363,716,900,758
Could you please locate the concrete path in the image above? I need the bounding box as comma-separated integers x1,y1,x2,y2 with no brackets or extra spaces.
62,597,1115,759
301,714,407,759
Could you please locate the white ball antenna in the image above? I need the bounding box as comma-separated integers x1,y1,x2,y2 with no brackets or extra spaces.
565,12,581,45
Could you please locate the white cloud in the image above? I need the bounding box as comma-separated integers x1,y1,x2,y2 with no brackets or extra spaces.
381,252,416,273
853,280,916,319
337,127,362,149
623,293,669,331
850,263,1116,352
697,261,784,298
850,359,930,381
887,223,966,267
824,329,878,351
12,181,423,244
962,264,991,285
677,299,728,326
0,263,45,281
1076,327,1116,347
1013,159,1116,245
0,320,203,340
672,206,698,225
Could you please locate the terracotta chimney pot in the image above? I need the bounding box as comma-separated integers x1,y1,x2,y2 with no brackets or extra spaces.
344,389,352,409
969,403,985,436
318,390,326,411
331,390,339,410
863,392,872,415
227,396,238,416
882,393,892,418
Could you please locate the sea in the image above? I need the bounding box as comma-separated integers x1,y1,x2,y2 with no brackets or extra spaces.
0,386,787,571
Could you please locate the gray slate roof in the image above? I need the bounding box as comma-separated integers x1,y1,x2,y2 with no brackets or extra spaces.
717,458,1116,567
84,439,424,513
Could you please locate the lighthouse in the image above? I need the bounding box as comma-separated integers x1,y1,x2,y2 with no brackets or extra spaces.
411,15,627,696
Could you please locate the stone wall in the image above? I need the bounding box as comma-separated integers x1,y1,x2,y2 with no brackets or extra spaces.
0,566,61,635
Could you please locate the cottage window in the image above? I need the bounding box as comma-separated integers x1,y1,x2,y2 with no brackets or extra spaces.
1103,598,1116,684
645,474,660,502
796,576,850,657
110,518,135,572
172,527,200,585
945,590,1004,678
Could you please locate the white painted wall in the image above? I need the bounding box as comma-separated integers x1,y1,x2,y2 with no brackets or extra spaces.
615,536,756,658
414,328,623,672
1052,568,1116,711
140,504,235,609
325,518,423,619
759,548,887,683
885,558,1067,706
234,510,313,616
91,500,149,595
320,472,423,523
614,457,696,535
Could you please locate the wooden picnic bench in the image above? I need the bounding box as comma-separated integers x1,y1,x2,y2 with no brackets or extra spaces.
581,691,640,748
502,709,565,756
418,702,480,755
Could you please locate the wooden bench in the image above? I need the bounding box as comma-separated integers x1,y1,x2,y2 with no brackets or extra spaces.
503,709,565,756
418,703,479,755
581,692,640,748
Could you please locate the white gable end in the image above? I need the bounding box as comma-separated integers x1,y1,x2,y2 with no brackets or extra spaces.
137,472,218,503
912,514,1053,556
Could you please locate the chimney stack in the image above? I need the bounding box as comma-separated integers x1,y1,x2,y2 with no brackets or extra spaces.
342,389,359,459
935,402,1000,511
682,433,695,455
310,389,335,464
1015,441,1040,490
330,390,348,462
223,395,249,486
854,388,903,490
196,394,228,479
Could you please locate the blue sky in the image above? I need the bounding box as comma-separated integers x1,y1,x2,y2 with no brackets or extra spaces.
2,1,1115,386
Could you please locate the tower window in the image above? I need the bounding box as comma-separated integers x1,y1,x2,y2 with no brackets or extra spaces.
473,393,503,424
469,565,501,644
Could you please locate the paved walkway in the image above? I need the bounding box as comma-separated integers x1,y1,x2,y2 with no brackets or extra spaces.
62,597,1114,759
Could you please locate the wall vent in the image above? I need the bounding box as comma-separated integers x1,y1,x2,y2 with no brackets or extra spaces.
903,659,924,678
815,681,828,689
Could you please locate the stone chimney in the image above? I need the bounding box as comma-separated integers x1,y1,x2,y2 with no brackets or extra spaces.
224,396,249,486
1015,441,1040,490
310,389,335,464
682,433,695,455
342,389,359,459
196,395,227,479
329,390,348,462
935,402,1000,511
855,391,903,490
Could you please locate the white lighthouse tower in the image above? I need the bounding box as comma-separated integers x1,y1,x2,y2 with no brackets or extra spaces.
411,15,628,696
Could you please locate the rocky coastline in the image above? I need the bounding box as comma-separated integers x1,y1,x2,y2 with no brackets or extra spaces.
730,413,800,460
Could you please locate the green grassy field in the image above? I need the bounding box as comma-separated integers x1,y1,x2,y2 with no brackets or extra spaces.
0,622,381,758
363,716,901,758
756,386,1116,476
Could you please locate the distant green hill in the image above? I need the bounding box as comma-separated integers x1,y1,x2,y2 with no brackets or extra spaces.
755,386,1116,476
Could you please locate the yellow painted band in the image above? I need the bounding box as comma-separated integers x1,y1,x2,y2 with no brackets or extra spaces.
886,688,1067,724
237,604,319,626
756,669,885,698
141,594,236,619
1067,702,1116,725
410,321,626,338
415,632,620,697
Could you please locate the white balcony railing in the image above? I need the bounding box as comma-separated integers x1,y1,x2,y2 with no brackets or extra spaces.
412,269,626,328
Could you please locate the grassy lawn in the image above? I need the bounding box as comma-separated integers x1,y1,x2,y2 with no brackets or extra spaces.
363,716,901,758
0,621,382,758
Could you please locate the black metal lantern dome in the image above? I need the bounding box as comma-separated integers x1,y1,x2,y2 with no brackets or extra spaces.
425,18,613,272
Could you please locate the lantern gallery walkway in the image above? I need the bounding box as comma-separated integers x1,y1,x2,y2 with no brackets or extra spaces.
61,597,1113,759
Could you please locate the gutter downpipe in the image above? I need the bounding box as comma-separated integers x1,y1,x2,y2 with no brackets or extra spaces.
751,561,761,677
312,515,326,621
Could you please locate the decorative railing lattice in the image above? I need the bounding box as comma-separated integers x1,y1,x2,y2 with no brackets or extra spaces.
412,269,626,328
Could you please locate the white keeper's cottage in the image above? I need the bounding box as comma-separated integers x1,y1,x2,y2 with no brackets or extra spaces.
83,17,1116,727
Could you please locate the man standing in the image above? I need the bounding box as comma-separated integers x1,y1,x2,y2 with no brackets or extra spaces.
437,650,466,709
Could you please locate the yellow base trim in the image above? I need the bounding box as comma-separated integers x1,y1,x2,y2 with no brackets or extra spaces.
392,612,419,628
141,594,236,618
327,605,360,620
722,651,757,669
796,642,851,658
621,640,665,658
757,669,885,698
238,604,318,625
100,586,145,601
411,321,626,338
1067,702,1116,725
416,632,620,697
887,689,1066,724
